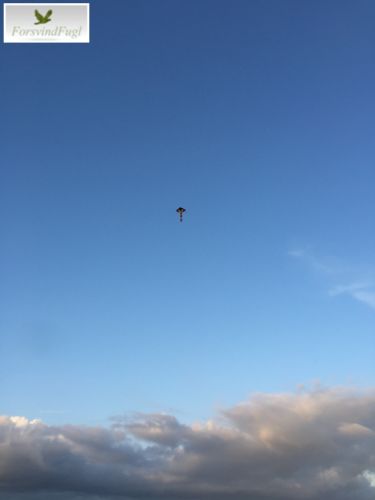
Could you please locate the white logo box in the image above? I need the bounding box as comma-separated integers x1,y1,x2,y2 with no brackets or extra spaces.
4,3,90,43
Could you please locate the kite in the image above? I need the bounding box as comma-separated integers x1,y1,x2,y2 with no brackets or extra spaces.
176,207,186,222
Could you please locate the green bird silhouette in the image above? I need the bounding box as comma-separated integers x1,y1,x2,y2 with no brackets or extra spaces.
34,9,53,25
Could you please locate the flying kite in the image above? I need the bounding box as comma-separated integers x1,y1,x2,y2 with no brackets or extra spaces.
176,207,186,222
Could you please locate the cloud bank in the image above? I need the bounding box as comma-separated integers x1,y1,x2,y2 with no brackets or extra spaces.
1,387,375,500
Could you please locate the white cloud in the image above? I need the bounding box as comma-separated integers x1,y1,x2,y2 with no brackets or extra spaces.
289,248,375,311
288,247,338,275
363,470,375,487
352,290,375,310
329,284,375,310
329,283,370,296
339,423,375,437
1,387,375,499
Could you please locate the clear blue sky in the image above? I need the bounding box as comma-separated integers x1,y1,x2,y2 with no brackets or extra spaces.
1,0,374,426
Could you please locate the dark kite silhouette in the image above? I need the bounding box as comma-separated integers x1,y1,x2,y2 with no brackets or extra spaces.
176,207,186,222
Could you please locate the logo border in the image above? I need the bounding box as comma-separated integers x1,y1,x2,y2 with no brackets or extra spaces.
3,3,90,43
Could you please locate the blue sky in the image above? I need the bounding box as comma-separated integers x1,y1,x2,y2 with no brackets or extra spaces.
1,0,375,428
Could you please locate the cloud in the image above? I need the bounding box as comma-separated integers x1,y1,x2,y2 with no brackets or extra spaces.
351,290,375,310
288,247,339,275
289,248,375,311
329,284,375,310
1,387,375,500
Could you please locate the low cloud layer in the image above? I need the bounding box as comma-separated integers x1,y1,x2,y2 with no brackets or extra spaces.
1,387,375,500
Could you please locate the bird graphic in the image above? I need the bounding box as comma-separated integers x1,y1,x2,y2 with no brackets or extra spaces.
34,9,53,25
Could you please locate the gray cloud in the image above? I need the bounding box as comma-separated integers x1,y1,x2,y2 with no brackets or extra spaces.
1,388,375,500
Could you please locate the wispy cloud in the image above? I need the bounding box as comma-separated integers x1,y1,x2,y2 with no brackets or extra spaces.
288,247,340,275
328,284,375,310
1,387,375,500
289,248,375,311
351,290,375,310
